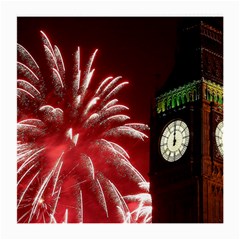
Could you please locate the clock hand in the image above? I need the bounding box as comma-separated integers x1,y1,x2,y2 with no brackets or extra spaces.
173,122,176,146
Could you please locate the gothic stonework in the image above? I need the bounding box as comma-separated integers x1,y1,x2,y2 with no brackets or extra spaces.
202,49,223,84
201,23,222,43
150,18,223,223
156,79,223,114
203,160,223,182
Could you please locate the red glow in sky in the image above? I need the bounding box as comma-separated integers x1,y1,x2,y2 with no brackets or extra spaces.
17,17,179,223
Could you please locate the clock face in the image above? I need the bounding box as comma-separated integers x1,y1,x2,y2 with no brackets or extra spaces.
160,120,190,162
215,121,223,156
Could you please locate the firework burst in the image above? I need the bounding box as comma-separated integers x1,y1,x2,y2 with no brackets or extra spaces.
17,31,152,223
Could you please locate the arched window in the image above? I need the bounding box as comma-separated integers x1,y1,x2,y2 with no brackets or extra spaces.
167,97,171,110
182,93,187,104
176,95,181,106
186,91,190,102
218,95,223,104
172,96,176,108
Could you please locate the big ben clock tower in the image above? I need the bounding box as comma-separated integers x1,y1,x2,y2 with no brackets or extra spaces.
150,17,223,223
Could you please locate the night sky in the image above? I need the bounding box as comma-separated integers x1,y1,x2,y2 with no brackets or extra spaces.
17,17,180,180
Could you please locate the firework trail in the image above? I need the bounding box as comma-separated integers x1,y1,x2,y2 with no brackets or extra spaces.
17,31,152,223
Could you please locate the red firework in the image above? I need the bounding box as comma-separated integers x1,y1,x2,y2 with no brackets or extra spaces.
17,31,152,223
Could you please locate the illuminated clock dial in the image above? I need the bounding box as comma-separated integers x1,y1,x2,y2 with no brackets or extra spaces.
215,121,223,156
160,120,190,162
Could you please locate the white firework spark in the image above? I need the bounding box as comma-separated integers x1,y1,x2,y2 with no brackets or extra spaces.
17,31,151,223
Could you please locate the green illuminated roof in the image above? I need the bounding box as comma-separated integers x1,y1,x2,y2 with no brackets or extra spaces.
156,79,223,114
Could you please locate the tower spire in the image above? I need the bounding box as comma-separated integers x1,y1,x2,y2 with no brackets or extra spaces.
161,17,223,93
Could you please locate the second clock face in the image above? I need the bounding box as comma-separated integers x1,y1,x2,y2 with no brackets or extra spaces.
160,120,190,162
215,121,223,156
